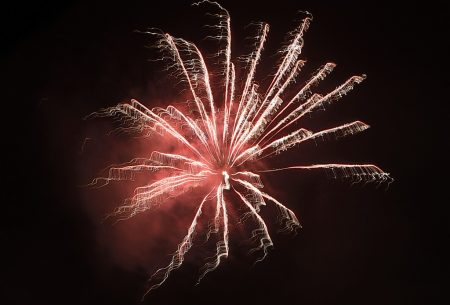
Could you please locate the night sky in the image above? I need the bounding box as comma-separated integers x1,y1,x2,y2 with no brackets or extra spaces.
3,1,448,305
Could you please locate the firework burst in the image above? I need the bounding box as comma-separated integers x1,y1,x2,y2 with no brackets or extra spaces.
86,1,392,296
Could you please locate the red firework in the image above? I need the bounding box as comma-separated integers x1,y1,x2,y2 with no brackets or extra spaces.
86,1,392,297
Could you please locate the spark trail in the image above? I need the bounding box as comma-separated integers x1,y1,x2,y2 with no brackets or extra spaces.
86,1,392,296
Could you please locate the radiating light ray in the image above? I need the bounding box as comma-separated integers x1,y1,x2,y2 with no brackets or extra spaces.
248,120,371,164
198,184,229,282
232,22,269,134
261,75,366,146
233,187,273,262
260,14,311,108
87,2,392,296
143,190,214,297
258,164,392,185
261,62,336,142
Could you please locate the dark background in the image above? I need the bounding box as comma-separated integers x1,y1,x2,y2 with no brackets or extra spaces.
3,1,448,304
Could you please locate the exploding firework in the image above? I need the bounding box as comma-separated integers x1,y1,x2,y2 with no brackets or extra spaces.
86,1,392,296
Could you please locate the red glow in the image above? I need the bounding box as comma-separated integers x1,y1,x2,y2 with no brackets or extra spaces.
85,1,392,297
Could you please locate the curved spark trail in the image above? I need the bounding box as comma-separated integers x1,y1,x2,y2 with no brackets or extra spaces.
87,1,392,296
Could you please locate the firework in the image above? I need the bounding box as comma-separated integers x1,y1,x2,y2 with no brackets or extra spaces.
86,1,392,296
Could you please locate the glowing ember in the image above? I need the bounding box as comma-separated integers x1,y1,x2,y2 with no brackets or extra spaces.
87,0,392,296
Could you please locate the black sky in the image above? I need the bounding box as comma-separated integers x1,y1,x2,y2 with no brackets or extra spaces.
3,1,448,305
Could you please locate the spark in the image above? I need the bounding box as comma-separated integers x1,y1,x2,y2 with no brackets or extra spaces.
86,1,392,297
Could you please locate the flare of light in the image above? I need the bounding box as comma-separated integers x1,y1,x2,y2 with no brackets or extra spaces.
86,1,392,297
